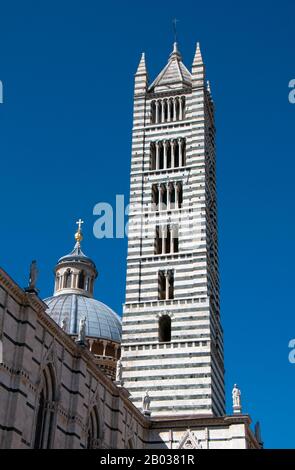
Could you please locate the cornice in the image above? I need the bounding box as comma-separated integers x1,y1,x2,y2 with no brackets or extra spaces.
147,87,192,99
0,267,27,304
150,413,252,428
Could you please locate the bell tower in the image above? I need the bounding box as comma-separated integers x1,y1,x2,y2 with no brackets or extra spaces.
121,42,225,417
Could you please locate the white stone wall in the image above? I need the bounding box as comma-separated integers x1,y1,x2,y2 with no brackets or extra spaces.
148,417,259,449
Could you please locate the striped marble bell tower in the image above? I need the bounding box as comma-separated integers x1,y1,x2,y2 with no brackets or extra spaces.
121,42,225,417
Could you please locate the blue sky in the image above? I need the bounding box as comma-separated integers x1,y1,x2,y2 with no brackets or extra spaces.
0,0,294,448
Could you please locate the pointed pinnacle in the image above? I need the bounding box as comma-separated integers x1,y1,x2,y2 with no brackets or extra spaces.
192,41,204,66
136,52,147,75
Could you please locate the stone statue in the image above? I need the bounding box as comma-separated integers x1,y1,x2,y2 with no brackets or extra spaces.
232,384,242,412
78,316,86,343
255,421,263,446
28,260,38,290
116,358,123,383
61,318,68,332
142,390,151,412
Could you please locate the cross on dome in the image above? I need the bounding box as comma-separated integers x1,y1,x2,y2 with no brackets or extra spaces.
172,18,179,43
76,218,84,232
75,218,84,245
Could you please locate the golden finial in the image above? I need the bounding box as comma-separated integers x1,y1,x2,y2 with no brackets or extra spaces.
75,218,84,244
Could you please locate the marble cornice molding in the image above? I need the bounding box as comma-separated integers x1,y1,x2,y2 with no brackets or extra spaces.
0,267,26,305
150,414,252,428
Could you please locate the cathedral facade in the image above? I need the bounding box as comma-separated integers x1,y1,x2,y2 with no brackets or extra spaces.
0,42,262,449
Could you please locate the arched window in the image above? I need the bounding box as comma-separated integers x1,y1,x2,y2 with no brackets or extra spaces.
159,315,171,342
159,142,164,170
175,98,180,120
90,277,94,294
181,96,186,119
158,270,166,300
34,364,56,449
87,406,100,449
78,271,85,289
64,269,71,288
150,142,156,170
150,101,156,124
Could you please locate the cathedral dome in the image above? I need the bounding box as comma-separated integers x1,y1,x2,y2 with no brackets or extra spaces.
44,219,122,346
44,294,121,342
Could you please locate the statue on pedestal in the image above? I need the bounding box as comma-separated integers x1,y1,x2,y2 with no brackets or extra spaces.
61,318,68,332
232,384,242,413
142,390,151,416
77,316,86,343
115,358,123,384
25,260,39,294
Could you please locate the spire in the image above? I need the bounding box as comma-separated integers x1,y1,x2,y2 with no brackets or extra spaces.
169,42,182,61
135,52,147,76
134,52,148,95
148,43,191,92
191,42,205,87
192,42,203,67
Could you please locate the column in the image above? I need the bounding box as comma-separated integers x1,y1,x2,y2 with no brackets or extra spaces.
163,140,167,169
175,183,179,208
167,183,171,211
155,100,159,124
165,271,170,299
156,142,160,170
162,226,166,254
170,226,174,254
178,138,183,167
74,273,79,288
158,184,163,211
167,99,171,122
171,140,175,168
152,185,156,209
173,98,177,121
161,99,165,123
102,340,107,356
179,97,183,120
